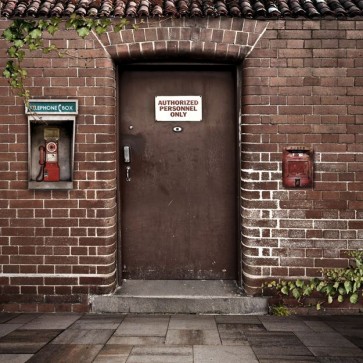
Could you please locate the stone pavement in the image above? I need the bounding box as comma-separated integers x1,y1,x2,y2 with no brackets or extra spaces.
0,313,362,363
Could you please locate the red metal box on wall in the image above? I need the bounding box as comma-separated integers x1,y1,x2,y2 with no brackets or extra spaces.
282,146,313,188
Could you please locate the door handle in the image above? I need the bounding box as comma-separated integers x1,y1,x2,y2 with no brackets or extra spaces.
126,166,131,182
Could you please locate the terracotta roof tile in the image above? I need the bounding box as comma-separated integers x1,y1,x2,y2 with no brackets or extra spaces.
1,0,363,18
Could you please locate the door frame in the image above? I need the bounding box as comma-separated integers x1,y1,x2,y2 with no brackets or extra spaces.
116,63,243,286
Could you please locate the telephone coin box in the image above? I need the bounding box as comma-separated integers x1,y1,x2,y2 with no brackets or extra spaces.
27,99,77,190
282,146,313,188
41,127,61,182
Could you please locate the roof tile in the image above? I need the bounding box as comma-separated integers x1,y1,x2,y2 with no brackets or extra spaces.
1,0,363,18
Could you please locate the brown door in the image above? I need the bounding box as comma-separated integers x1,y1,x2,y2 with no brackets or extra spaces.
119,65,237,280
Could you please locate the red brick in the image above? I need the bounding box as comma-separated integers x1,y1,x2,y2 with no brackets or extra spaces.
2,18,363,310
315,258,348,268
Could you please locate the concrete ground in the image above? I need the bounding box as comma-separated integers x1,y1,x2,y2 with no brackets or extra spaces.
0,313,362,362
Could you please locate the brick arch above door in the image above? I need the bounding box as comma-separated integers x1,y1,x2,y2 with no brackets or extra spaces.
98,18,269,62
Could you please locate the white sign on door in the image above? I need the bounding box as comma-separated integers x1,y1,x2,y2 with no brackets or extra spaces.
155,96,202,122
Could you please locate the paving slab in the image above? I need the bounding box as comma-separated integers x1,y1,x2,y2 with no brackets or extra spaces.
0,325,24,339
0,315,19,324
215,315,263,324
0,354,33,363
26,344,103,363
69,318,123,330
259,316,312,332
0,329,62,354
168,315,217,330
20,313,81,330
295,331,359,348
328,325,363,337
79,314,127,320
220,337,251,346
320,316,363,323
308,345,363,358
165,329,221,345
93,356,128,363
217,324,252,345
107,336,166,345
51,329,114,345
246,331,314,358
127,346,193,363
0,313,361,363
5,314,40,325
194,345,259,363
218,323,266,333
93,343,132,362
259,357,318,362
218,326,248,339
303,321,336,333
114,316,170,337
343,335,363,349
317,358,363,363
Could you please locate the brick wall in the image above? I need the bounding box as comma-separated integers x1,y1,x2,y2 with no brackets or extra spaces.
242,20,363,294
0,21,117,312
0,17,362,310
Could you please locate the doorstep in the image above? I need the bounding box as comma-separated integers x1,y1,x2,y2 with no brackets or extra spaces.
90,280,268,315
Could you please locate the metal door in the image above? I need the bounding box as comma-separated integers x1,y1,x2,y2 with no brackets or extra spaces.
119,65,237,280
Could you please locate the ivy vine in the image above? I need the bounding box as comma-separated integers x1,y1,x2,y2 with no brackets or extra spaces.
1,15,130,105
263,250,363,310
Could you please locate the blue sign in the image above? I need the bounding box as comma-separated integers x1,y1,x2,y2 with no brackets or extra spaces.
26,100,78,115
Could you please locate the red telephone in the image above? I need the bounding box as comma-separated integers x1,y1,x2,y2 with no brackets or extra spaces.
36,127,60,182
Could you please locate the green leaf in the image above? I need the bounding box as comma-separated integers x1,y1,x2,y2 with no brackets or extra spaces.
316,281,326,292
288,281,296,291
338,294,344,303
43,44,57,54
1,29,10,41
77,27,90,38
316,303,321,310
344,280,352,294
28,43,39,51
47,25,58,36
7,46,17,58
95,25,106,35
296,279,304,288
20,68,27,78
292,288,301,300
114,18,129,32
13,40,24,49
324,285,334,296
338,284,344,292
328,295,333,304
281,286,289,295
29,28,42,39
350,293,359,304
3,69,11,78
38,19,48,30
303,286,312,296
17,50,25,61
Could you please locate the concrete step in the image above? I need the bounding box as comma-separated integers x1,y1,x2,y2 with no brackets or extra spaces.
91,280,268,315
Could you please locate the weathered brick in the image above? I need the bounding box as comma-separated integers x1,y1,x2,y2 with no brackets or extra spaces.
1,17,363,311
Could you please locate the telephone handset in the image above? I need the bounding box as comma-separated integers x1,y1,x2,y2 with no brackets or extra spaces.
36,127,60,182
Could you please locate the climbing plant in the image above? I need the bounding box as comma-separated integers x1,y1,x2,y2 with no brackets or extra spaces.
263,250,363,310
1,14,130,105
